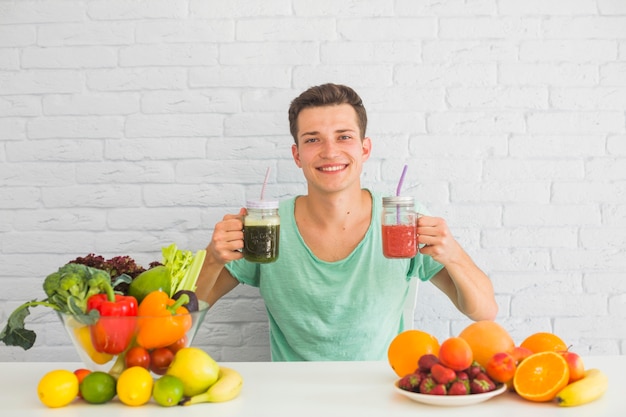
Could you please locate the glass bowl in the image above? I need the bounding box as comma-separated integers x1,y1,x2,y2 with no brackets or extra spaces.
57,300,210,376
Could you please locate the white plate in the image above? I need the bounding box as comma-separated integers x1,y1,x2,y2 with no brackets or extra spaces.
394,380,507,407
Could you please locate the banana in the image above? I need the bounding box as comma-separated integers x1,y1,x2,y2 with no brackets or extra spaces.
183,366,243,405
555,368,608,407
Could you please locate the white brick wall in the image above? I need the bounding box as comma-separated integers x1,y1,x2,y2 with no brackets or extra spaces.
1,0,625,363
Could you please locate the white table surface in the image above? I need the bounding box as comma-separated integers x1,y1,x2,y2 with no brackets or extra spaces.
1,355,621,417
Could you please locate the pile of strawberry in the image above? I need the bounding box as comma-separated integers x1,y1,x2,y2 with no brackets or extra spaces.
398,354,500,396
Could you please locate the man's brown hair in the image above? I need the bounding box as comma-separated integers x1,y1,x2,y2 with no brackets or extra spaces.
288,83,367,145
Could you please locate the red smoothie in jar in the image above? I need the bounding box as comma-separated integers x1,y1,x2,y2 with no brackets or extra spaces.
382,224,417,258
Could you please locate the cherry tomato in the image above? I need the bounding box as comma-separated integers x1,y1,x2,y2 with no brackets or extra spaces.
73,368,91,399
150,347,174,375
125,346,151,370
167,336,188,354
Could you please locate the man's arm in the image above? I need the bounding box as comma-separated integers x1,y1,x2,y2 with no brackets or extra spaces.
417,215,498,321
195,208,246,306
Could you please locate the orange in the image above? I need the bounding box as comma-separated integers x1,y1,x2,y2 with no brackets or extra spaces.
458,320,515,368
520,332,568,353
438,337,473,371
387,330,440,377
513,351,570,402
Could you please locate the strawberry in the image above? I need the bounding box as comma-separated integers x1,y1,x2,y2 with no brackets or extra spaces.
470,377,496,394
448,380,469,395
456,370,469,381
419,376,447,395
417,353,439,372
430,363,456,385
466,361,486,379
398,373,421,393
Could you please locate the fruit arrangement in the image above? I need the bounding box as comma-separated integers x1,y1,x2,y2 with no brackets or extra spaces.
389,321,609,407
37,347,243,408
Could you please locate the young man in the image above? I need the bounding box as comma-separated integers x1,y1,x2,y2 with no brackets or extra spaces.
196,83,497,361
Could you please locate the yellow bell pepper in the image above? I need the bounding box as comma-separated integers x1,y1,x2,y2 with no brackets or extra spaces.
73,325,114,365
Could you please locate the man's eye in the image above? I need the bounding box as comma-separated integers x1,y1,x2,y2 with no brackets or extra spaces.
303,137,318,143
339,135,351,140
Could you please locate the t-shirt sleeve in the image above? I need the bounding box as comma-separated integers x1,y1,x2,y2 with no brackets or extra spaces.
225,259,261,287
409,252,444,282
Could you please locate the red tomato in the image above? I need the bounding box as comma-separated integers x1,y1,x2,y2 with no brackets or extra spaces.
125,346,151,369
150,347,174,375
73,368,91,398
167,336,188,354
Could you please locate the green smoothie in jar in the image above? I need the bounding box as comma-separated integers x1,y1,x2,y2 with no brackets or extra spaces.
243,200,280,263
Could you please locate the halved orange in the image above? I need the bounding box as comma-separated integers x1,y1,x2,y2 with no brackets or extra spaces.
520,332,568,353
513,351,570,402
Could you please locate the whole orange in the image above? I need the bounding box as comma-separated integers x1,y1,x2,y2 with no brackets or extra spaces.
438,337,473,371
458,320,515,368
520,332,568,353
387,330,440,377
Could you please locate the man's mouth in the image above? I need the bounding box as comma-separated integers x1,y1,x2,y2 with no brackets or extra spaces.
317,164,347,172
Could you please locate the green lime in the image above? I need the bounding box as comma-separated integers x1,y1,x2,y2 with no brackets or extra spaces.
79,371,116,404
153,375,185,407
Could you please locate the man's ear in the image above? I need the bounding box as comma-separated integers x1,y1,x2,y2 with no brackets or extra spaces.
291,143,302,167
362,137,372,161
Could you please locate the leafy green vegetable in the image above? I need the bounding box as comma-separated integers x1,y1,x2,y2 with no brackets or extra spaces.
0,263,130,350
161,243,206,296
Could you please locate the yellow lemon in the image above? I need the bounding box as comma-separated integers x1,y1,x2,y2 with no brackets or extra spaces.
37,369,79,408
116,366,153,406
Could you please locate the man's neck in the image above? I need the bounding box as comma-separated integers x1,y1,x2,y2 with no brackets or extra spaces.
297,188,371,228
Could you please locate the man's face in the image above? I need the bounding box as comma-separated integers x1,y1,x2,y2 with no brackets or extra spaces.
291,104,371,195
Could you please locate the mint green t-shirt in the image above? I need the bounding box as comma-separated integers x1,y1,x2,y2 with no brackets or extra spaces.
226,190,443,361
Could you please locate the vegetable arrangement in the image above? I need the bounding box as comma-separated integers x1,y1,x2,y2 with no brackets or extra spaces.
0,244,207,374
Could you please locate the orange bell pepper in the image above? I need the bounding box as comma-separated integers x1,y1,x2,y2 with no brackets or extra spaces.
136,290,192,349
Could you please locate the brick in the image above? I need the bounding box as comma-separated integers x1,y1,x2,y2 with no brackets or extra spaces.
0,187,39,209
5,231,96,253
527,111,624,134
551,87,626,110
142,90,240,114
602,204,626,226
484,159,584,181
13,209,106,231
520,40,617,62
586,158,626,181
6,139,103,162
137,19,234,43
0,118,26,140
106,137,207,161
492,271,583,294
512,294,607,317
395,0,496,15
360,87,445,111
22,46,117,69
225,112,287,136
369,111,426,135
482,227,578,248
321,41,421,64
125,114,222,138
427,111,525,134
75,161,175,184
598,0,626,13
293,0,393,16
440,17,541,39
543,17,626,39
143,184,246,207
0,1,85,24
475,248,552,272
38,22,135,46
600,63,626,85
87,68,187,91
447,86,548,109
423,40,518,63
503,204,601,226
498,0,596,15
557,316,626,339
500,63,598,86
553,181,626,204
120,44,218,67
0,49,19,70
41,185,143,208
220,42,318,65
43,93,140,115
190,66,291,88
452,181,550,203
242,89,297,112
553,248,626,271
0,25,36,47
339,17,437,40
293,64,393,88
107,208,202,231
580,227,626,250
237,18,336,41
0,70,82,95
395,63,497,87
87,0,187,20
27,116,124,139
584,273,626,293
509,135,606,158
190,0,291,18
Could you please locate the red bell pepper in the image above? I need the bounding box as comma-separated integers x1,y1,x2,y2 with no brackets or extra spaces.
87,288,138,355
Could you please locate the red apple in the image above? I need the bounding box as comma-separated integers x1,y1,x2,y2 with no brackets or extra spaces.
485,351,517,383
559,350,585,383
509,346,533,364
